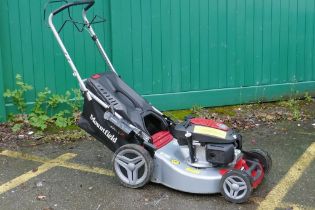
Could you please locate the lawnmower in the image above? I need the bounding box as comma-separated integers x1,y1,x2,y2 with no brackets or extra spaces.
47,0,272,203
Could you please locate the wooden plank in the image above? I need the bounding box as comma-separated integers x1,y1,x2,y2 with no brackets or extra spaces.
121,0,134,86
262,0,272,85
296,0,306,82
0,2,8,121
141,0,153,94
113,0,134,85
287,0,298,83
59,8,70,92
270,0,281,84
161,0,172,93
199,0,209,90
235,0,246,88
1,0,14,91
189,0,200,90
110,0,119,68
0,49,6,121
180,0,191,91
7,0,24,88
227,0,237,88
151,0,162,93
304,0,314,81
170,0,181,92
103,0,113,63
62,4,77,90
244,0,254,86
279,0,289,83
208,0,218,89
29,0,46,94
94,1,106,74
217,0,227,88
52,9,66,94
131,0,143,92
253,0,263,86
84,7,97,80
41,1,56,92
71,3,87,78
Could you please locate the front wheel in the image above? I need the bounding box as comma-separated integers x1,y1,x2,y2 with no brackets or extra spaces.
245,149,272,174
112,144,154,188
220,170,253,204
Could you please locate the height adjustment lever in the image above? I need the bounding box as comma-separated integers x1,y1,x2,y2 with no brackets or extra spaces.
185,132,196,163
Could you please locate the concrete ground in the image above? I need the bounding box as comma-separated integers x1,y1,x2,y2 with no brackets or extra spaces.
0,120,314,210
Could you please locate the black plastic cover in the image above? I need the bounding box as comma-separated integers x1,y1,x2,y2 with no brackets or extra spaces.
206,144,235,165
78,71,170,152
78,96,140,152
172,121,236,145
86,71,168,135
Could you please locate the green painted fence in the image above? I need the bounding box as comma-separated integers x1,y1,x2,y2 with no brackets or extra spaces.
1,0,315,121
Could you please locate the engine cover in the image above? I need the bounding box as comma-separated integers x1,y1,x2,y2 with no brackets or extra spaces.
172,118,240,146
206,144,235,166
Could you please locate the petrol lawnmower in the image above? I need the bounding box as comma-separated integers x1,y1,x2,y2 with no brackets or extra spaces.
47,0,272,203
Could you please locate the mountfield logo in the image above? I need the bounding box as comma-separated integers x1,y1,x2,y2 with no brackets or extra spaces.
90,114,117,143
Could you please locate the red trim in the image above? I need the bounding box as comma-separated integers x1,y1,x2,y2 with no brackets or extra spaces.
151,131,173,149
190,118,229,131
219,169,228,175
92,74,101,79
252,164,264,188
219,157,265,188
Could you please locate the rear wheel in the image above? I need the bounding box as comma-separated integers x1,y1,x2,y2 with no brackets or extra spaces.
112,144,153,188
245,149,272,174
220,170,253,204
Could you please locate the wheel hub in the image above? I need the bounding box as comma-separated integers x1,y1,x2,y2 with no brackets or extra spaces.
128,163,136,170
231,183,239,191
114,147,150,187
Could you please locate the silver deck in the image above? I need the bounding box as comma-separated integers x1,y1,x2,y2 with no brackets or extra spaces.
151,139,225,194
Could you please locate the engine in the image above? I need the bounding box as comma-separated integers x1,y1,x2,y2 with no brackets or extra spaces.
171,118,242,168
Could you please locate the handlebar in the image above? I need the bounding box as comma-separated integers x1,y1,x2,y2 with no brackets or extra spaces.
47,0,119,108
51,0,95,16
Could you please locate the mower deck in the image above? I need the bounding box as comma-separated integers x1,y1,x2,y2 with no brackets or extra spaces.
152,139,231,194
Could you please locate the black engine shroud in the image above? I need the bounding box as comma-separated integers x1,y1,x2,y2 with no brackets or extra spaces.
172,120,242,148
206,144,235,165
172,119,242,165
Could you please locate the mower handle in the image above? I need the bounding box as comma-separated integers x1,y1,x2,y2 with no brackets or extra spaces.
52,0,95,16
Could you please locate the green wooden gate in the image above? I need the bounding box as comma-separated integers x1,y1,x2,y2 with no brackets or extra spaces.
1,0,315,121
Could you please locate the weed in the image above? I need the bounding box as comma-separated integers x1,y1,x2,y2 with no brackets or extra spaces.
3,74,83,132
191,105,203,113
4,74,33,113
53,111,72,128
304,92,314,103
11,123,22,133
68,89,83,113
28,113,50,130
279,98,301,120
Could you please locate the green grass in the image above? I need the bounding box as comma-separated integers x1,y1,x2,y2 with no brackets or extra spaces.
164,109,192,121
206,105,238,117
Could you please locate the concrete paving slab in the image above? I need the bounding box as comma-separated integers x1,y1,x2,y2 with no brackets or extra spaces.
0,120,314,210
0,156,40,185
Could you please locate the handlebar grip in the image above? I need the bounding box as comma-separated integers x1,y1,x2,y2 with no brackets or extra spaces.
84,0,95,11
52,0,95,16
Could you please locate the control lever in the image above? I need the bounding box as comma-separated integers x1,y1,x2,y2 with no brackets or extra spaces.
185,132,196,163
